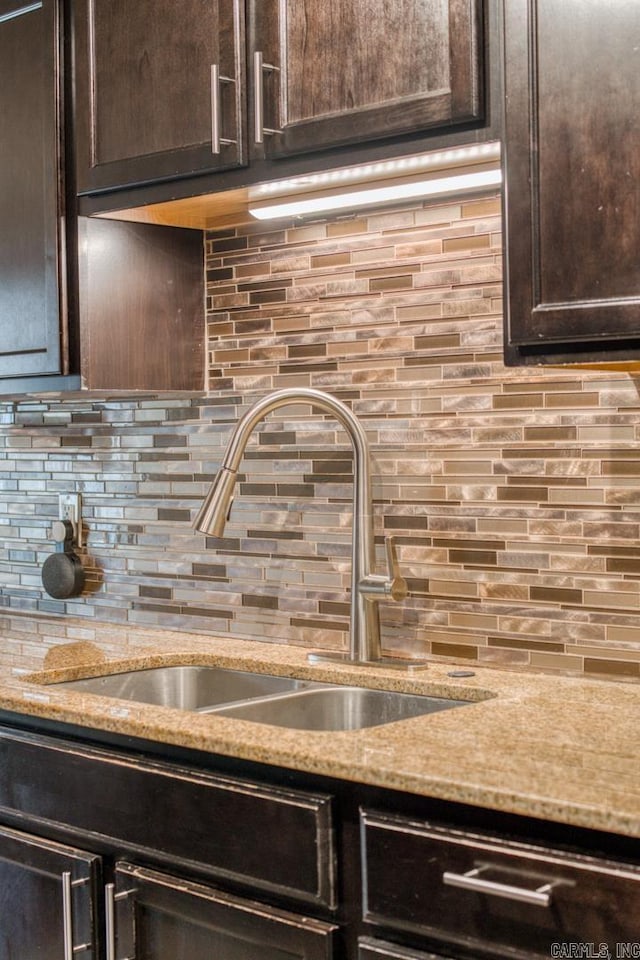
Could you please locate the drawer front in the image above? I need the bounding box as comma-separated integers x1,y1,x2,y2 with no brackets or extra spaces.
361,810,640,958
0,728,335,907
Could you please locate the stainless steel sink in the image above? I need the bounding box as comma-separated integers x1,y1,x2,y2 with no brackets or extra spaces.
53,665,312,710
52,665,471,731
210,685,470,731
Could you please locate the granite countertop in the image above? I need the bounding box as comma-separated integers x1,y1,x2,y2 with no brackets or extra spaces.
0,618,638,839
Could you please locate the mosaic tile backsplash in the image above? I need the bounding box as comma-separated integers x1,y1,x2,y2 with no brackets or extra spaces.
3,191,640,680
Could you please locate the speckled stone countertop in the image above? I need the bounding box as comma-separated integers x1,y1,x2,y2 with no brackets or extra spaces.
0,618,638,839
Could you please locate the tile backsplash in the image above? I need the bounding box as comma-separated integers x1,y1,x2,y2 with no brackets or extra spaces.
2,191,640,680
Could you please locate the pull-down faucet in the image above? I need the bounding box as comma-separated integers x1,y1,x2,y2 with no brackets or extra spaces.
194,388,419,666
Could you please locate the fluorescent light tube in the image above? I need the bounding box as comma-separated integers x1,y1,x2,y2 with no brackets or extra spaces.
249,167,502,221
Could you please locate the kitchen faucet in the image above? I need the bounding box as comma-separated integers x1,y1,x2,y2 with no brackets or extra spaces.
194,387,420,667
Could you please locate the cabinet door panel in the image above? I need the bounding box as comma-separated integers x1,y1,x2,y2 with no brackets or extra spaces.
0,824,99,960
0,0,63,378
112,862,336,960
74,0,246,193
250,0,483,159
503,0,640,361
360,937,454,959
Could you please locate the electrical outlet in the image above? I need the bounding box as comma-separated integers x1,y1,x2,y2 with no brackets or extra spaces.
58,493,82,547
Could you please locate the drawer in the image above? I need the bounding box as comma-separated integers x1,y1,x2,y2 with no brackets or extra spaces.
0,728,336,907
361,809,640,958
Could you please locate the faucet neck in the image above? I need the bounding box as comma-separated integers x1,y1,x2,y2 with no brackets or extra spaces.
199,388,392,663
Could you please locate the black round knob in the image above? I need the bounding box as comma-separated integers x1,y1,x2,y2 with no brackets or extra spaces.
41,552,85,599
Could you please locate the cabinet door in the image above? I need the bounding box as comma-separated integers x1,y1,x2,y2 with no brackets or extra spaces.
360,937,455,959
0,0,65,379
249,0,483,159
109,862,336,960
74,0,246,194
503,0,640,364
0,823,99,959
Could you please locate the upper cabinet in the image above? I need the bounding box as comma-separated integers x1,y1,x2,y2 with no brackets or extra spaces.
0,0,75,384
73,0,486,200
249,0,484,160
73,0,246,194
503,0,640,366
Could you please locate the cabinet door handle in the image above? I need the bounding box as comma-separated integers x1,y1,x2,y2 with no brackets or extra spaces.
210,64,237,154
442,866,556,907
61,871,92,959
253,50,281,144
105,883,136,960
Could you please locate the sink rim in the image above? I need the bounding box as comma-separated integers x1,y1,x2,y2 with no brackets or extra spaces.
40,661,488,730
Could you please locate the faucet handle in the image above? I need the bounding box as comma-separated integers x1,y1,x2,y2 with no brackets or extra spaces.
385,536,408,602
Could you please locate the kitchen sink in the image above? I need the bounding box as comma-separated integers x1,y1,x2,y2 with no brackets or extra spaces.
51,665,471,731
53,665,312,710
210,685,470,731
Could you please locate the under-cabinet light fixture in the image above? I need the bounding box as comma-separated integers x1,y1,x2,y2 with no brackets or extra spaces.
248,143,502,221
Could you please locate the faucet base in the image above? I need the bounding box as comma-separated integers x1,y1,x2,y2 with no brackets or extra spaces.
307,651,430,670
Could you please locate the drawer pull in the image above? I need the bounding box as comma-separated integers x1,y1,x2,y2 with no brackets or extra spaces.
442,866,555,907
105,883,136,960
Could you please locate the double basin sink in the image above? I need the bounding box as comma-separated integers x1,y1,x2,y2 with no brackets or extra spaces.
53,664,471,732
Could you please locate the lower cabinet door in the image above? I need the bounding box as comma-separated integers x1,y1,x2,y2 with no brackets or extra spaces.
359,938,455,960
0,823,100,959
110,862,336,960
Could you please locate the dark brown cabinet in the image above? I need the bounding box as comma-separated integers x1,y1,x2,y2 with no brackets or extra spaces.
0,725,336,958
74,0,246,194
361,809,640,959
78,218,204,391
0,827,335,960
0,1,204,395
111,863,334,960
2,718,638,960
0,0,76,386
73,0,485,199
249,0,484,160
0,824,99,959
503,0,640,365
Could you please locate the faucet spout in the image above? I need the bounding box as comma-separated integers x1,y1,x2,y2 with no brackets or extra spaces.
194,388,413,666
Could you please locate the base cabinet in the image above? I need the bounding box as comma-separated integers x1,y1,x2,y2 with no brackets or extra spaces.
0,823,335,960
361,809,640,959
0,824,99,959
1,721,639,960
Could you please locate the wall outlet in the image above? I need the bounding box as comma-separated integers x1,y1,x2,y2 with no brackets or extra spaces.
59,493,82,547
